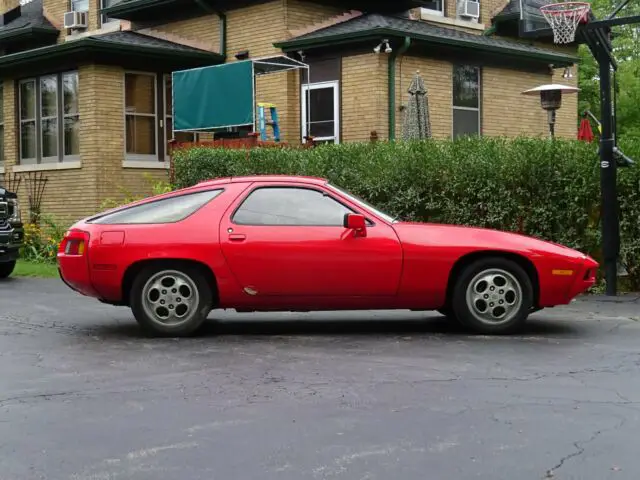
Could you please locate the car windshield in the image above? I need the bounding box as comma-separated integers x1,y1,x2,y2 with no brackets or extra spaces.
327,183,396,224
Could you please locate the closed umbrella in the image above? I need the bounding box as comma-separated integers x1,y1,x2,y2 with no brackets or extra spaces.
577,117,594,142
402,70,432,140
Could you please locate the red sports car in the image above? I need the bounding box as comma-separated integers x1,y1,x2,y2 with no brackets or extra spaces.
58,175,598,337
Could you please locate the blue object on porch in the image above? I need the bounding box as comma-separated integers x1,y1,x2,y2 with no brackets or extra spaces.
257,103,280,142
172,60,255,131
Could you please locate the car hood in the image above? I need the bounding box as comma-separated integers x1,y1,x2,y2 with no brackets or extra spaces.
392,222,589,260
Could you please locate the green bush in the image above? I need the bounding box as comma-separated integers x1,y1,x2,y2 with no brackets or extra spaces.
173,136,640,290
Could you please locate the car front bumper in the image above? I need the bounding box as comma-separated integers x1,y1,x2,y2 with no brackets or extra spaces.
0,223,24,263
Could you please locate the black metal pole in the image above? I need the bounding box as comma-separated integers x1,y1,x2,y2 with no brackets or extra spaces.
598,47,619,296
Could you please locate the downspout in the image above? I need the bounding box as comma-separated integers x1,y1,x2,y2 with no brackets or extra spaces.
193,0,227,59
388,36,411,141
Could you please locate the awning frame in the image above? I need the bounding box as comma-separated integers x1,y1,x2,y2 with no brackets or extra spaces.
172,54,311,139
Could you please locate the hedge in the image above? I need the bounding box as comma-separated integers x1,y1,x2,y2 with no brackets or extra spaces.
173,136,640,290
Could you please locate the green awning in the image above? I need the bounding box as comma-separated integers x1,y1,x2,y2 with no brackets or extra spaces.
172,60,255,131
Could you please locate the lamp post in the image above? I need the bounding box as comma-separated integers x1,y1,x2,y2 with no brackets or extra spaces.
522,84,580,138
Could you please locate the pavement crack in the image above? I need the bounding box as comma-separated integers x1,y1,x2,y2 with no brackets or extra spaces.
544,416,627,478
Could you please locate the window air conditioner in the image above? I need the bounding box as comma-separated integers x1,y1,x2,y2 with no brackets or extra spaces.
458,0,480,19
64,11,88,29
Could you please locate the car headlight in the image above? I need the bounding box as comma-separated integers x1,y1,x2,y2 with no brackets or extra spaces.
8,198,21,224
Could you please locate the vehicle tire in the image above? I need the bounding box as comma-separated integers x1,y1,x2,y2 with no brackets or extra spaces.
451,257,533,335
0,260,16,279
130,263,214,337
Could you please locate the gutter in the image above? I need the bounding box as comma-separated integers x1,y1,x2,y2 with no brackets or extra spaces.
388,36,411,141
193,0,226,60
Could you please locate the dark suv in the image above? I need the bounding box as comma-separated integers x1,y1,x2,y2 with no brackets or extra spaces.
0,185,24,278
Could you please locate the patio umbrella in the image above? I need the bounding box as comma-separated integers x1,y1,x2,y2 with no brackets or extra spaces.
402,70,432,140
577,116,594,142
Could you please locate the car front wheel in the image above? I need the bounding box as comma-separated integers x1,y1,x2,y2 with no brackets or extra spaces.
0,260,16,279
130,264,213,337
451,257,533,334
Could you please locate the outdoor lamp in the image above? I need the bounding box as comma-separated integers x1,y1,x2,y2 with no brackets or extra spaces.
522,83,579,138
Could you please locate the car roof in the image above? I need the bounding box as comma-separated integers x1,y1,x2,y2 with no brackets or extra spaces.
195,175,328,188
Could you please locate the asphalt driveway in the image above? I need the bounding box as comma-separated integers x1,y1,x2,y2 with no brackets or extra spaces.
1,277,640,480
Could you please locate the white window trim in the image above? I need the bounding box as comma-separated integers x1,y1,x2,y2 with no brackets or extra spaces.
19,79,37,165
452,65,482,138
124,71,159,162
301,80,340,144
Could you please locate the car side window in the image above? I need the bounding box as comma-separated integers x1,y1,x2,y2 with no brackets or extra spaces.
233,187,355,226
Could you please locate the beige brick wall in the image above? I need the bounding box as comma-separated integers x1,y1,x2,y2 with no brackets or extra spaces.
285,0,345,32
154,14,221,52
43,0,67,43
396,56,453,139
483,65,577,138
341,53,387,143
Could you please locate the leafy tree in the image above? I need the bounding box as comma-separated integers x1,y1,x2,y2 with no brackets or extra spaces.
578,0,640,138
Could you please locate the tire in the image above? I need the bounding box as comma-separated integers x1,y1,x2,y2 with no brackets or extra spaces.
0,260,16,279
451,257,533,335
130,263,214,337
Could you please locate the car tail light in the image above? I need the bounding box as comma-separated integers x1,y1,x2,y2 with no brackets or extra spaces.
59,230,90,256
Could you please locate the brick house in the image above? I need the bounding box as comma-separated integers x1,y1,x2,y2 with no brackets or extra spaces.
0,0,578,223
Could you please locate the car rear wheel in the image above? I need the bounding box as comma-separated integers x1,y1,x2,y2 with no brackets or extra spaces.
451,257,533,334
130,264,213,337
0,260,16,279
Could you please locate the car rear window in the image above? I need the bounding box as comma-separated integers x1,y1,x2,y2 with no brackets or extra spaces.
89,189,223,225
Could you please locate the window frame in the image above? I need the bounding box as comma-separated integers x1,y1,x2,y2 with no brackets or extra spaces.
0,82,4,166
163,73,197,161
420,1,445,17
70,0,89,12
230,185,372,227
451,64,482,139
99,0,119,27
39,74,59,164
124,70,159,162
301,80,340,145
18,71,80,165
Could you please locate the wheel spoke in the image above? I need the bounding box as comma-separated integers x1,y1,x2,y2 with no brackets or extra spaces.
465,268,524,326
141,270,201,327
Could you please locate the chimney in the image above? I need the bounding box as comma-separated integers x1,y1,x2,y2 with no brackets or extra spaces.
0,0,20,25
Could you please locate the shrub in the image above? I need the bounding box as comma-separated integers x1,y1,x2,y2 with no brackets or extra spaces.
171,136,640,290
100,173,174,210
20,214,68,264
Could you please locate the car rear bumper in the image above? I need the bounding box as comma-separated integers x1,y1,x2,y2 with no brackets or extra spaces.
58,256,100,298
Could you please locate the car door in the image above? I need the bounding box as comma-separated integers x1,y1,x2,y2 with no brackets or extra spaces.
218,182,403,297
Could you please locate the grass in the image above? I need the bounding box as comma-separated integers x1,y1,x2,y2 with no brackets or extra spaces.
13,260,59,278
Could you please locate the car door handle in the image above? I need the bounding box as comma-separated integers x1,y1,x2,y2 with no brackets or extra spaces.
229,233,246,242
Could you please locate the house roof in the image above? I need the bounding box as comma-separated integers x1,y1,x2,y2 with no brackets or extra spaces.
274,12,578,65
0,30,225,76
0,0,59,43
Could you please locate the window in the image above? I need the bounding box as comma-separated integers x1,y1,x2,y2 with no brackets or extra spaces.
100,0,118,26
301,81,339,144
420,0,444,16
233,187,354,226
71,0,88,11
90,190,223,224
164,74,199,158
125,72,157,161
19,71,79,165
0,83,4,166
452,65,481,138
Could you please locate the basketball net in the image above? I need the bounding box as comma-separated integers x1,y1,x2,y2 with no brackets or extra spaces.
540,2,591,44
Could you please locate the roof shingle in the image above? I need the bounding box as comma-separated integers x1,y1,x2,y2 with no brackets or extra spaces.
276,13,577,64
0,0,57,35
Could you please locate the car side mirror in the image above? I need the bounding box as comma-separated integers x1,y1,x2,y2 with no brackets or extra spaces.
343,213,367,237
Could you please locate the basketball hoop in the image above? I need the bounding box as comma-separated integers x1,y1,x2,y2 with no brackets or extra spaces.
540,1,591,44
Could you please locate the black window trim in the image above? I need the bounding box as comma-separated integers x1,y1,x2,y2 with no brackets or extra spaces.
87,188,225,225
230,184,376,227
